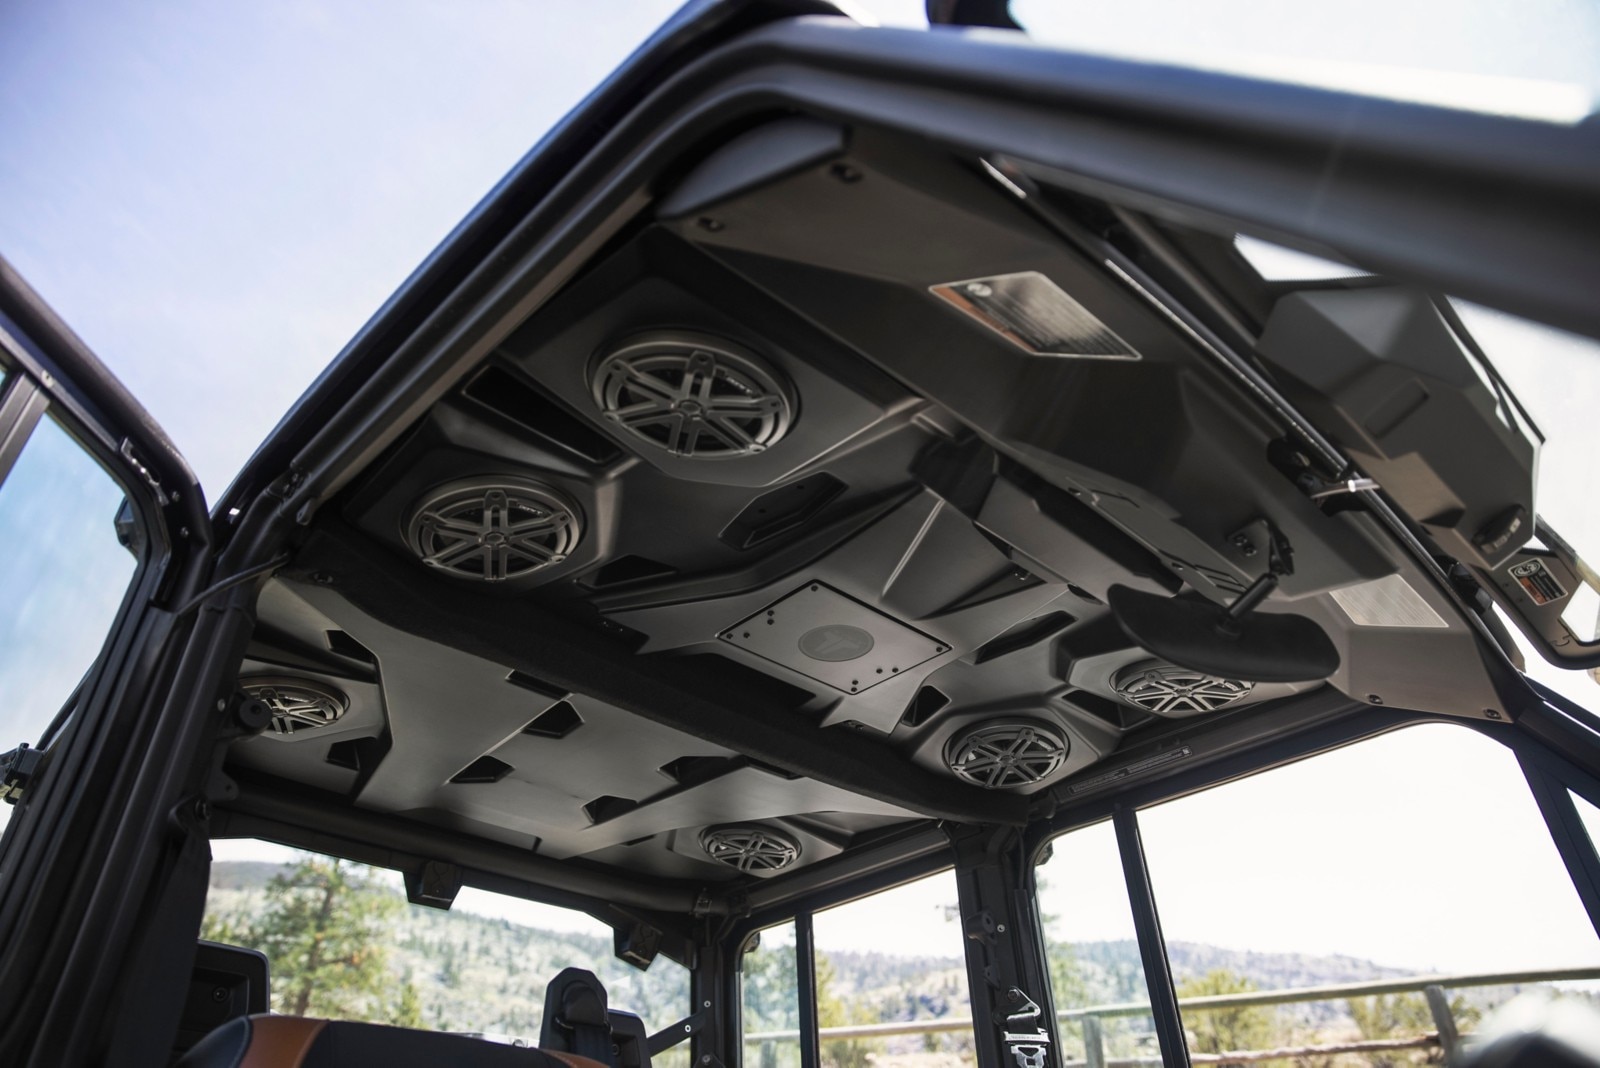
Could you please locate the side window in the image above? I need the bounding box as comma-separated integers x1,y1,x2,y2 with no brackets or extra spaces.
1035,822,1159,1066
204,840,691,1049
740,871,975,1068
0,376,140,831
742,921,800,1068
1136,724,1600,1064
811,872,974,1068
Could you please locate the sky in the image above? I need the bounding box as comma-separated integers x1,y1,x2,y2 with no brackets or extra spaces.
5,0,1600,1013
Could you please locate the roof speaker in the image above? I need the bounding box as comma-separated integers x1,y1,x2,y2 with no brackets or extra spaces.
945,719,1068,790
240,677,349,736
591,333,794,459
700,823,801,873
1111,660,1255,715
404,477,581,582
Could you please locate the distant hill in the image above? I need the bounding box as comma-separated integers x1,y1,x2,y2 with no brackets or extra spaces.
207,860,284,891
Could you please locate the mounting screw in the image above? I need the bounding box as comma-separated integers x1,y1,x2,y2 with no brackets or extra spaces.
696,216,724,232
996,924,1007,933
312,572,334,585
211,985,228,1003
216,699,227,712
1368,694,1384,705
829,162,862,183
1485,708,1503,720
1231,533,1258,557
704,1000,712,1009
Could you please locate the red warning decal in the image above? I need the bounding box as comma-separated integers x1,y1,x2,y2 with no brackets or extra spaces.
1509,559,1567,606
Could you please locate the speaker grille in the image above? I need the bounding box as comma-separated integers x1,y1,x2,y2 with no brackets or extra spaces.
700,824,801,873
404,478,580,582
945,720,1068,790
592,333,794,459
240,677,349,736
1112,660,1254,715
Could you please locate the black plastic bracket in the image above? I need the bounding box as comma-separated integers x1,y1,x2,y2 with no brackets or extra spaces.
404,860,464,910
0,742,44,805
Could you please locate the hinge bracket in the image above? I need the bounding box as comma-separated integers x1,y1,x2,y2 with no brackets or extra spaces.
0,743,45,804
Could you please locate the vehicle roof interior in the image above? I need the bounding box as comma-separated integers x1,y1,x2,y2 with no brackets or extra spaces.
211,112,1535,944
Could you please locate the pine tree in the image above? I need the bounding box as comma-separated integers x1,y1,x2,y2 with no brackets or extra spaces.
242,855,400,1019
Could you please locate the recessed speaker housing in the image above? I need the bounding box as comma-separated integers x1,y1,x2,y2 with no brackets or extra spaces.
591,332,795,459
700,823,802,874
403,477,581,583
1111,660,1255,716
240,676,350,737
944,719,1068,790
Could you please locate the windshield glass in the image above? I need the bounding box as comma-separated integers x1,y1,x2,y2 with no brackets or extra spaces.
1011,0,1600,122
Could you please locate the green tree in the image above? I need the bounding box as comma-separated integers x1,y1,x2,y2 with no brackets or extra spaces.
1348,992,1479,1066
1176,970,1278,1063
392,977,425,1029
815,953,877,1068
223,855,401,1019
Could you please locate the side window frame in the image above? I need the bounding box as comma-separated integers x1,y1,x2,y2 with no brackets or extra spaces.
728,857,990,1068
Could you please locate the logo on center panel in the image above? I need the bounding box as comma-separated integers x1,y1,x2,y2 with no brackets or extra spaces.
798,625,875,662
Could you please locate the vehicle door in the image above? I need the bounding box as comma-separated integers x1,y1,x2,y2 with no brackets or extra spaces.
0,258,225,1065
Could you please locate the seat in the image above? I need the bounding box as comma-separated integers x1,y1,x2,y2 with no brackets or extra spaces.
177,1015,612,1068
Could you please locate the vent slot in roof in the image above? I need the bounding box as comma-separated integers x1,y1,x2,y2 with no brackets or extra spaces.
584,795,640,824
325,630,376,665
506,670,569,701
451,755,515,784
523,700,583,739
463,363,621,464
900,686,951,728
659,755,742,787
325,739,365,771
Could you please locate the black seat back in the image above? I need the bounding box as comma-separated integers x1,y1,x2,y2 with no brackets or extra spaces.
539,968,614,1066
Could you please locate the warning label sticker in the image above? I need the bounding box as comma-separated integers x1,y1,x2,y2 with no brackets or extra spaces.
1509,559,1568,606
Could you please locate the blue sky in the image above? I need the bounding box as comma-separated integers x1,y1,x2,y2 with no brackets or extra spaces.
4,0,1600,982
